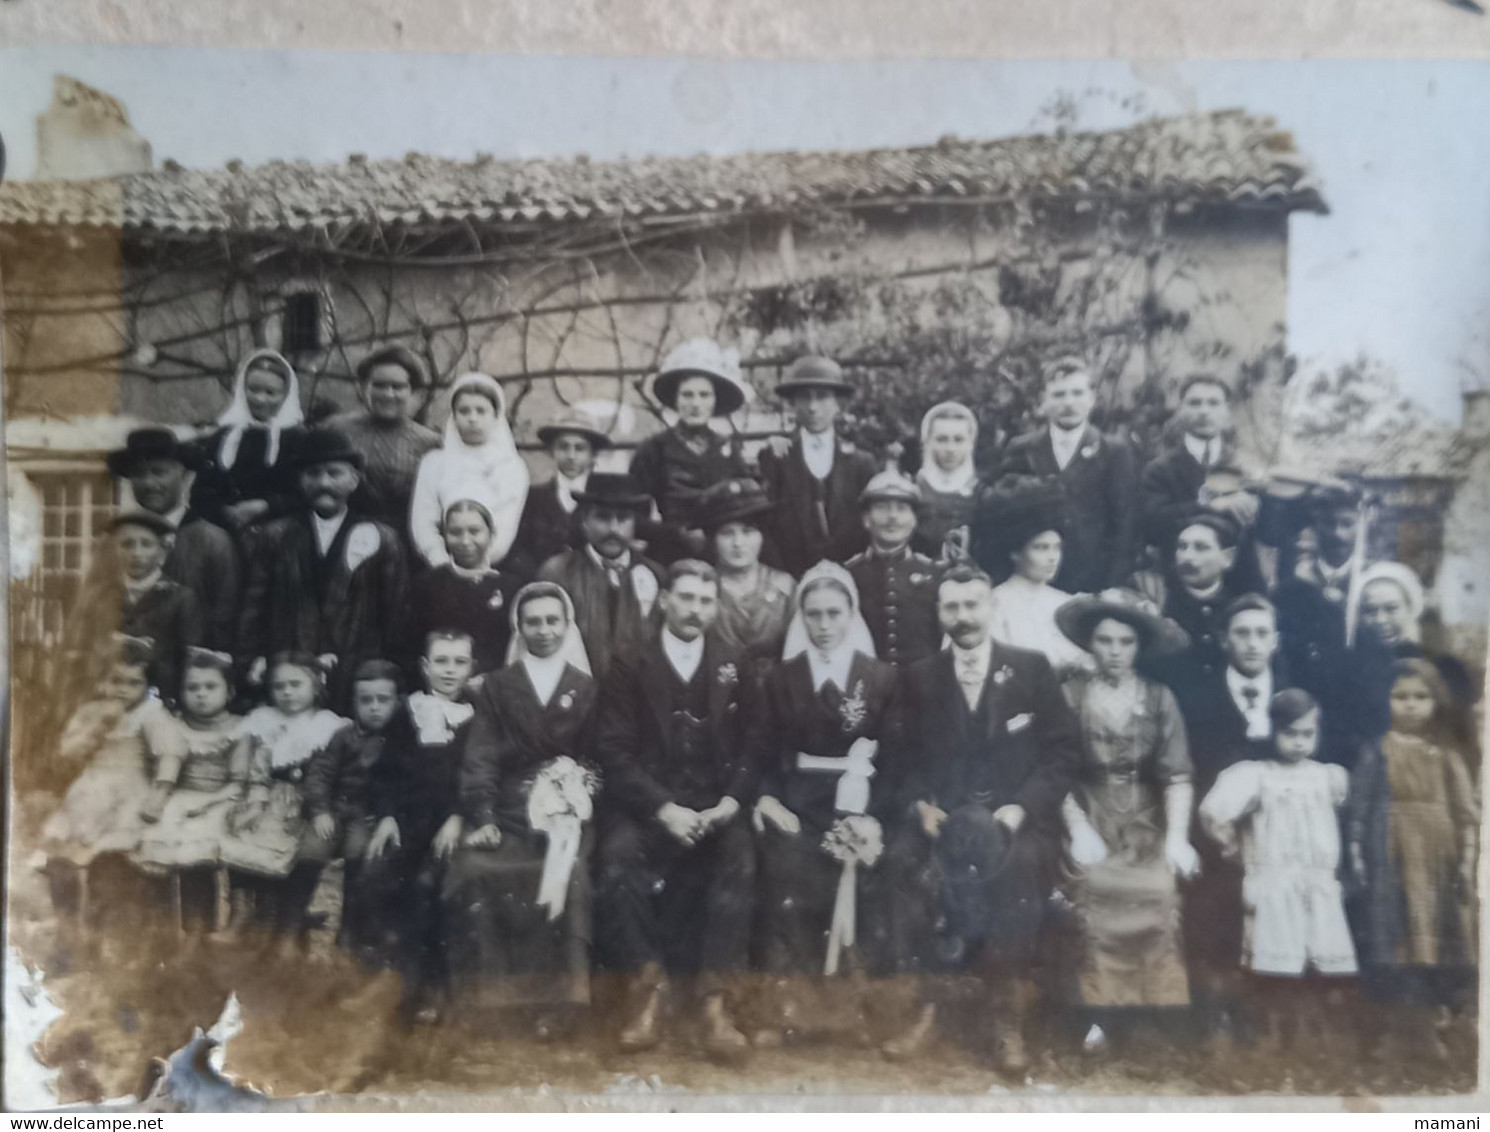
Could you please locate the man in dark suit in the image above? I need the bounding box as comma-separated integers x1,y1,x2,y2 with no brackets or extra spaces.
878,564,1080,1075
104,428,240,651
594,560,764,1062
757,355,878,575
536,473,664,683
1138,374,1265,591
237,428,408,710
1135,512,1254,688
1172,593,1284,1048
846,471,943,666
994,357,1137,592
509,409,611,578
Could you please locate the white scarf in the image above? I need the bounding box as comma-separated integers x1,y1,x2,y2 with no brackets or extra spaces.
782,561,878,664
916,401,979,496
215,349,304,470
440,372,526,486
504,581,594,679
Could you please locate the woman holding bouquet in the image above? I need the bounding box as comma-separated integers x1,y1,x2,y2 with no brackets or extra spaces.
442,582,600,1035
750,561,901,1046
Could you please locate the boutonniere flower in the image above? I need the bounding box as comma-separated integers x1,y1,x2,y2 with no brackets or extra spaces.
488,590,505,610
557,691,575,711
909,572,930,585
344,523,381,572
717,663,738,687
631,566,659,614
992,665,1015,686
1080,442,1100,460
839,679,868,732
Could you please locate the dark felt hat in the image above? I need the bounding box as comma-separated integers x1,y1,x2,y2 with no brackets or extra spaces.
108,509,177,539
1056,588,1191,659
572,472,652,511
286,427,365,471
776,355,856,398
977,474,1071,559
696,477,775,532
106,428,200,477
1171,507,1241,549
536,409,613,450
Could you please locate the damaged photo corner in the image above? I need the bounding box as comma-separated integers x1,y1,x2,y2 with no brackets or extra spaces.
1,46,1489,1111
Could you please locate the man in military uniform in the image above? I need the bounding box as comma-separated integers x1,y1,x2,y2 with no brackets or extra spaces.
845,471,942,667
757,355,879,575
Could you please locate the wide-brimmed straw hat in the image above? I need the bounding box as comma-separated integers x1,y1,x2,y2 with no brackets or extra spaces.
651,338,749,416
1055,588,1190,659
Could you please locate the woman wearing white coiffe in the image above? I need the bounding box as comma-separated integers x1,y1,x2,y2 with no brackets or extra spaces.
914,401,981,562
752,562,898,1042
409,373,530,568
443,581,601,1021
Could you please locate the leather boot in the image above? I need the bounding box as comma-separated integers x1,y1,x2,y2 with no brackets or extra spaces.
617,964,667,1053
880,1002,936,1062
701,991,751,1064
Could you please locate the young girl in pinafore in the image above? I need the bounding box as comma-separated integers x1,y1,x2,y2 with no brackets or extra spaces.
1199,689,1357,1051
1348,657,1478,1062
135,648,247,940
218,653,347,956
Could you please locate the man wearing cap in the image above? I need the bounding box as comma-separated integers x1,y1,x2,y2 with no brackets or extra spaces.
993,357,1138,592
329,345,441,532
1133,511,1253,688
509,408,611,577
536,473,665,683
878,564,1080,1073
846,471,942,667
103,427,240,651
238,428,408,709
757,355,878,576
594,559,764,1062
629,339,750,565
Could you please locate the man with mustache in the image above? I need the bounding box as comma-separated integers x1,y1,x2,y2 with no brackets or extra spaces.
536,473,664,683
594,560,765,1062
102,428,240,651
237,428,407,710
877,564,1079,1075
846,471,943,667
1139,512,1252,688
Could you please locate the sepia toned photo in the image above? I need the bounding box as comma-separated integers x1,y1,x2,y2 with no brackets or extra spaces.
2,48,1488,1109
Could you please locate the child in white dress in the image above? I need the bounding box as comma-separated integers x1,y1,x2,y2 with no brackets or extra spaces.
135,648,247,938
218,653,347,954
42,636,186,934
1199,689,1357,1049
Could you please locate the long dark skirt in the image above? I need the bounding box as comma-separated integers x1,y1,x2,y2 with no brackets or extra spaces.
442,825,593,1009
756,825,882,976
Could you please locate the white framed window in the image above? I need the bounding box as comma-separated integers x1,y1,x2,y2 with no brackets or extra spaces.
14,465,119,646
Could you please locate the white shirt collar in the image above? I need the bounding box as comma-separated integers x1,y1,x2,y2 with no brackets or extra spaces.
122,569,163,600
522,652,568,706
1050,422,1086,470
807,645,855,694
661,628,705,682
311,510,348,555
1183,433,1221,466
555,470,588,514
586,543,631,575
1226,666,1273,738
951,636,994,677
162,500,190,529
800,427,836,479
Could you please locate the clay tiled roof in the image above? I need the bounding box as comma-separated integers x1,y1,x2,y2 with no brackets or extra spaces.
0,109,1326,235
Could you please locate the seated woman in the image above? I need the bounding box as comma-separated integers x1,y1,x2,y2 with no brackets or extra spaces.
913,401,981,562
409,373,530,569
189,349,307,534
698,477,796,672
1053,589,1197,1055
982,479,1091,678
442,582,599,1036
751,561,899,1045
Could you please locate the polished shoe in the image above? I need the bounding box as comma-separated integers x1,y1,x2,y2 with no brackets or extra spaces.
617,982,665,1053
994,1027,1031,1078
700,993,751,1064
880,1003,936,1062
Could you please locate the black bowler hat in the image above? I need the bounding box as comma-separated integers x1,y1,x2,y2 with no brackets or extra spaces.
287,428,365,471
696,477,775,532
106,428,199,477
571,472,652,511
776,355,856,399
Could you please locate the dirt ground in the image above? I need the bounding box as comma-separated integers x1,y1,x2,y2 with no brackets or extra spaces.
6,793,1478,1108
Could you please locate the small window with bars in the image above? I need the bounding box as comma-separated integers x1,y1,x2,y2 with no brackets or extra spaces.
281,290,324,354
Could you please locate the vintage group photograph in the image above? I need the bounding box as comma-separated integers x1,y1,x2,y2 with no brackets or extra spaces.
2,49,1488,1107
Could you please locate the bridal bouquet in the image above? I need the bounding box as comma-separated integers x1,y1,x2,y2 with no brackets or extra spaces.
526,756,601,921
821,813,884,976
